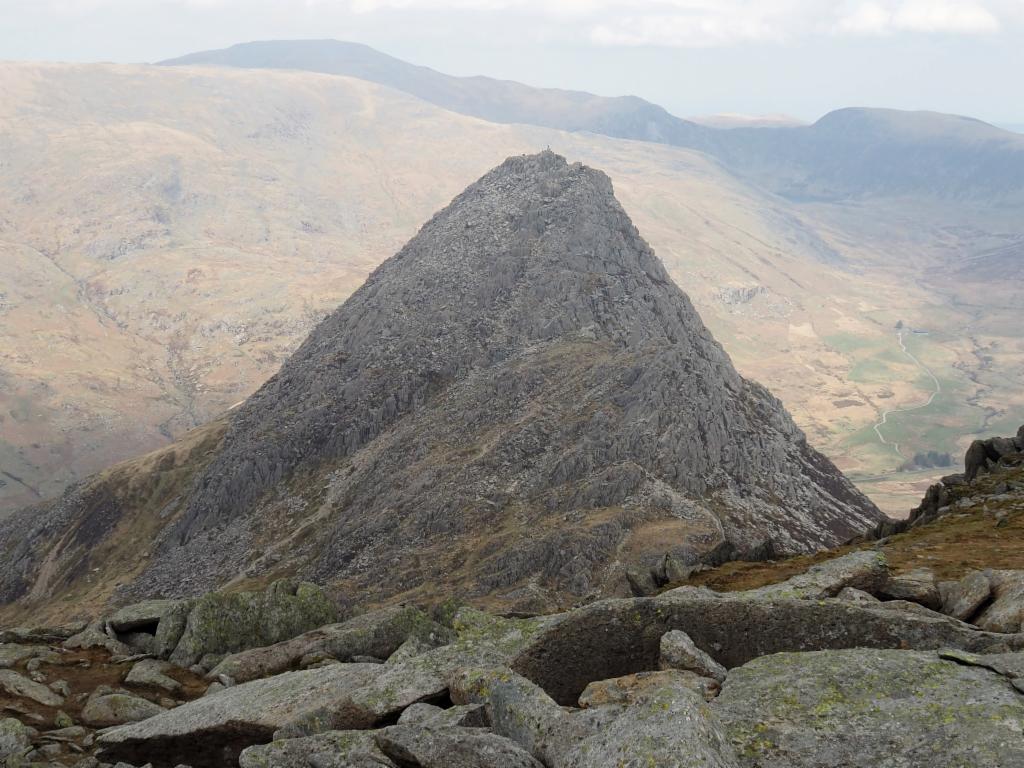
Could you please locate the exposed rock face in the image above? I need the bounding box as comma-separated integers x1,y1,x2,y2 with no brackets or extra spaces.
6,150,871,613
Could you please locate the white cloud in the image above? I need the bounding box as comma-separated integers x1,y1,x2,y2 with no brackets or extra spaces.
13,0,1014,46
838,0,1001,35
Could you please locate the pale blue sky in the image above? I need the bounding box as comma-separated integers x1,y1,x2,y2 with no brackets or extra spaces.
2,0,1022,125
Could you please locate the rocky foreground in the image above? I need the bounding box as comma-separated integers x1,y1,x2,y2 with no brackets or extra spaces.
2,540,1024,767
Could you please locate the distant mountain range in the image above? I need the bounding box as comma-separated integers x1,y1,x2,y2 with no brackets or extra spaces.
164,39,1024,203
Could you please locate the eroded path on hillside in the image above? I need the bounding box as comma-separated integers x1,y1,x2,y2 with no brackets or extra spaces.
872,330,942,458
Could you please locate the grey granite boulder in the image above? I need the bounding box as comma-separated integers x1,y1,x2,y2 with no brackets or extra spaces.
579,669,720,705
939,570,991,620
879,568,940,610
125,660,181,693
560,672,739,768
733,550,888,600
715,649,1024,767
169,580,335,667
450,667,585,767
0,669,64,706
0,717,33,759
975,570,1024,633
209,605,443,683
64,621,131,656
97,663,381,767
375,725,544,768
238,730,394,768
659,629,727,682
0,644,44,669
81,692,164,728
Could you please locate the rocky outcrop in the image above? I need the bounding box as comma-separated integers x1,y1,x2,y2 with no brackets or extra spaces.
97,663,383,766
716,649,1024,767
208,605,444,683
0,151,882,616
168,580,336,667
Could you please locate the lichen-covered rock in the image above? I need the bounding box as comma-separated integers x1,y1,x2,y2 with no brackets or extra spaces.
579,669,720,705
511,593,1024,705
81,693,164,728
168,580,335,667
0,717,32,759
97,663,381,767
0,669,65,706
125,660,181,693
209,604,442,683
396,702,486,728
449,667,584,767
879,568,940,610
561,673,740,768
659,629,728,682
975,571,1024,633
375,725,545,768
715,649,1024,767
732,551,889,600
939,570,991,621
64,621,131,656
238,730,395,768
108,599,185,633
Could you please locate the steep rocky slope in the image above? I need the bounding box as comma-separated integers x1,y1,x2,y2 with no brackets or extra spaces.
0,152,882,618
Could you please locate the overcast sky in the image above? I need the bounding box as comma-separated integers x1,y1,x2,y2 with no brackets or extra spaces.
3,0,1023,125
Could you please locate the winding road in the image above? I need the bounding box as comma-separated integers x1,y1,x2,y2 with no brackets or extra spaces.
872,330,942,458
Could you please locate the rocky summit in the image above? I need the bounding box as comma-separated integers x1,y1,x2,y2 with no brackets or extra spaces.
0,151,880,616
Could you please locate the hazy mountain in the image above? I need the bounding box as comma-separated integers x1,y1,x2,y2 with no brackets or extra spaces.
2,61,1022,528
164,40,1024,202
162,39,712,147
0,152,883,617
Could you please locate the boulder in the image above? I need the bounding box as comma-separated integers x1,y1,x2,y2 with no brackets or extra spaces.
715,649,1024,767
375,725,545,768
878,568,941,610
0,717,32,759
209,605,442,683
108,599,186,634
169,580,336,667
0,623,86,644
125,660,181,693
732,551,888,600
511,592,1024,705
939,570,992,621
64,621,132,656
0,669,65,706
659,629,727,682
396,702,486,728
560,673,739,768
96,663,381,767
0,644,44,669
579,669,720,705
835,587,880,605
238,730,395,768
81,693,164,728
975,570,1024,633
449,667,583,767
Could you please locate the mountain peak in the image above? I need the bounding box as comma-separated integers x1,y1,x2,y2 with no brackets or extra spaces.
0,153,882,613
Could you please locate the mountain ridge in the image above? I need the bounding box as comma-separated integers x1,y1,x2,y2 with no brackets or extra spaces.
163,39,1024,202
